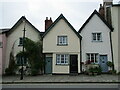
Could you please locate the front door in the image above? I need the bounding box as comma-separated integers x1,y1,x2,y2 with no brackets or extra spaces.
45,57,52,74
70,55,78,74
100,55,108,72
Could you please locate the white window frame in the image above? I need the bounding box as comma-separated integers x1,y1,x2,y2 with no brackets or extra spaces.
57,36,68,45
56,54,69,65
0,42,3,48
86,53,99,63
92,33,102,42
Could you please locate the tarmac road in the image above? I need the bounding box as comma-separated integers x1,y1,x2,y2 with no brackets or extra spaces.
2,83,120,88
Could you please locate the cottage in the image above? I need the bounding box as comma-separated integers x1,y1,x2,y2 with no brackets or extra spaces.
79,10,113,72
4,16,42,74
43,14,82,74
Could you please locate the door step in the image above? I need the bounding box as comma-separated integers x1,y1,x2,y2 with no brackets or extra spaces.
70,73,78,76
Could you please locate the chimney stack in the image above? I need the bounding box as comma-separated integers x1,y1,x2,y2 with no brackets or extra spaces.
99,4,105,18
45,17,53,31
103,0,113,25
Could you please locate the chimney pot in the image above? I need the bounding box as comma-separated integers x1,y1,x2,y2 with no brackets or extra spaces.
46,17,48,20
50,17,52,20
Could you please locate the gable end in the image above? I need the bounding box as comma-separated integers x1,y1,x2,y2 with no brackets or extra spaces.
42,14,82,39
78,10,113,33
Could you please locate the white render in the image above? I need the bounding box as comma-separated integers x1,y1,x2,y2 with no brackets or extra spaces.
103,0,113,2
43,18,81,74
80,14,112,71
111,6,120,73
5,20,41,72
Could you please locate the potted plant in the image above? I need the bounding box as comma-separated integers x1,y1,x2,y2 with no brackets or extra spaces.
107,61,114,70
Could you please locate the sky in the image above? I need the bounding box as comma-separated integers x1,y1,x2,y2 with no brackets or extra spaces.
0,0,119,32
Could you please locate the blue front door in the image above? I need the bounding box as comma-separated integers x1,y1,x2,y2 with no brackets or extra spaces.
100,55,108,72
45,57,52,74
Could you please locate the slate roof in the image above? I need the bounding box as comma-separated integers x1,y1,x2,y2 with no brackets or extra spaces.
42,14,82,39
78,10,113,33
0,28,10,34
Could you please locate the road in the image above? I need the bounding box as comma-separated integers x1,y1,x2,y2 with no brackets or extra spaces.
2,83,120,88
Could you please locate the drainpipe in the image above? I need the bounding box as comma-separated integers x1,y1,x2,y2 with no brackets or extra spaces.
109,31,114,71
80,38,82,73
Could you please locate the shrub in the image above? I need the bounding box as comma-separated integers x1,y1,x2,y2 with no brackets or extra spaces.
5,68,15,75
117,72,120,75
5,52,18,75
108,70,116,74
107,61,114,67
31,69,38,76
86,65,102,75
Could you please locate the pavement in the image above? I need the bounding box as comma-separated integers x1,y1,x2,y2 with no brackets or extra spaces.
2,74,120,84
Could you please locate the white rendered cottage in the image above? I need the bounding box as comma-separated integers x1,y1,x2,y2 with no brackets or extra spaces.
79,10,113,72
5,16,42,74
43,14,82,75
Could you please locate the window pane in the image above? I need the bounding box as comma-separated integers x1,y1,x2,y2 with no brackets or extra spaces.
91,54,94,62
61,55,64,63
60,37,62,44
65,55,68,64
19,38,23,45
95,54,98,62
62,37,65,44
87,54,90,60
92,33,96,41
57,55,60,64
97,33,101,41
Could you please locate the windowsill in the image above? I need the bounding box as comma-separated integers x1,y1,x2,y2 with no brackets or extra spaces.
57,44,68,46
56,64,69,66
18,44,23,47
92,41,103,42
17,64,27,66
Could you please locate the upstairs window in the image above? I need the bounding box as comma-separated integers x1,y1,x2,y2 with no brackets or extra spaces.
0,42,3,48
19,37,23,46
57,36,68,45
92,33,102,42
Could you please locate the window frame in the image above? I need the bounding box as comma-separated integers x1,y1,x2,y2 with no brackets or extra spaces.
57,36,68,46
16,56,27,66
86,53,99,64
18,37,23,46
56,54,69,65
92,32,102,42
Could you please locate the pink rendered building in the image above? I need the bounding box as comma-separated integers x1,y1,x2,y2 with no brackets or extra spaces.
0,29,9,75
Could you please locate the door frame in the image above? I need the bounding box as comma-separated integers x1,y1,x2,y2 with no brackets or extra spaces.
69,54,78,74
45,57,52,74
